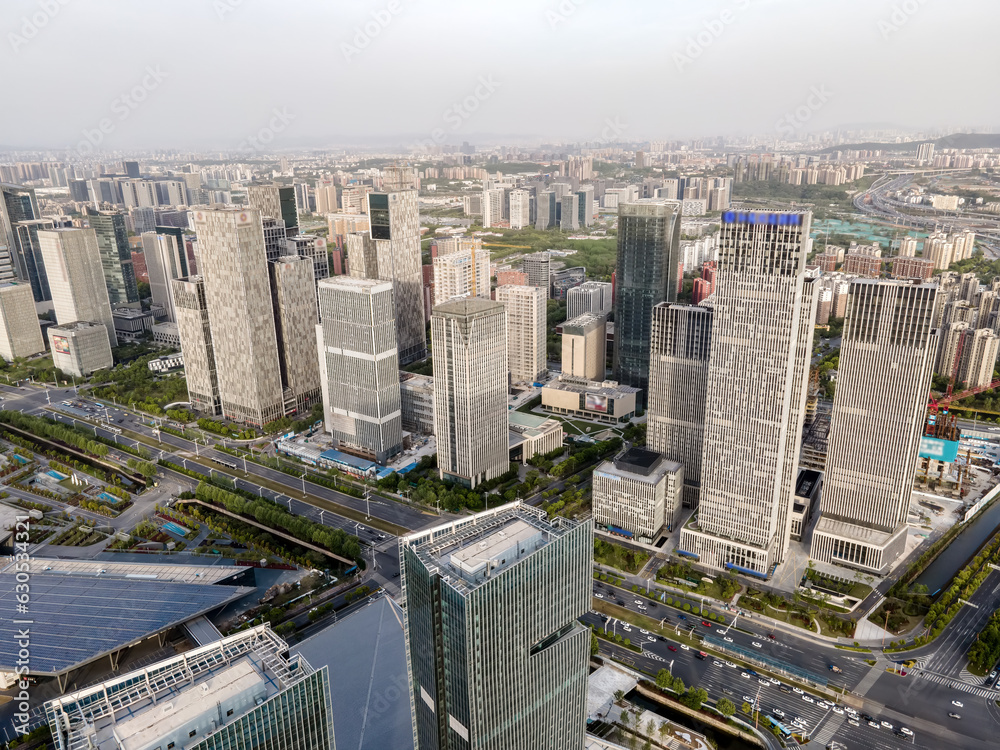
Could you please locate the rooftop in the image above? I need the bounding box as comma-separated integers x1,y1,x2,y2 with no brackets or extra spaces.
561,312,607,334
404,502,576,595
49,320,108,333
598,451,680,484
433,297,503,319
1,558,248,585
544,376,640,397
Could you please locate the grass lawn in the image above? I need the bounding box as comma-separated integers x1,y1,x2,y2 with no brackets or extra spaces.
594,538,650,574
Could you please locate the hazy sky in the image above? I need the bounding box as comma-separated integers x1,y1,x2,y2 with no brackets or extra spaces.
3,0,997,151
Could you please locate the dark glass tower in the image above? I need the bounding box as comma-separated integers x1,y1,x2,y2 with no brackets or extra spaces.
87,210,139,306
612,199,682,406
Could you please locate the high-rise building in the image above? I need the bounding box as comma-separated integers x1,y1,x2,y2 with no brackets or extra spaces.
593,447,683,542
44,626,335,750
550,266,586,300
566,280,612,319
400,501,590,750
679,210,817,574
509,188,531,229
559,193,580,230
172,275,220,414
496,285,547,384
811,281,938,572
521,251,551,294
959,326,999,389
560,312,606,381
317,277,403,463
141,229,188,322
38,228,117,347
577,185,595,227
246,183,298,235
891,256,935,282
432,239,491,306
48,320,114,378
0,282,44,361
269,256,322,415
285,234,331,297
0,182,39,283
535,189,556,230
917,142,935,163
87,211,140,307
432,298,509,488
647,303,712,508
346,189,426,363
341,184,372,214
612,200,682,404
482,186,505,228
12,218,54,303
189,207,284,426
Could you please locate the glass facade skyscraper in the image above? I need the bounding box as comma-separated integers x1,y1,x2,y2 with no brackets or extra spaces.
401,502,591,750
612,200,682,406
87,210,139,306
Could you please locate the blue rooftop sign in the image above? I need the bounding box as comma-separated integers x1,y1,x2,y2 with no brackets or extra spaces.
722,211,802,226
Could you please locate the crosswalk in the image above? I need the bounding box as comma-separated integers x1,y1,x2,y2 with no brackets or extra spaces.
812,714,844,745
912,668,999,698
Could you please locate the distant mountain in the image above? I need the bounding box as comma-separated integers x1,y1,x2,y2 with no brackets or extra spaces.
818,133,1000,154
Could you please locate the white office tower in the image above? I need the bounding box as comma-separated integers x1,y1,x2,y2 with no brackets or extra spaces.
401,502,591,750
37,227,118,347
346,189,426,363
509,188,531,229
432,299,509,488
647,303,712,508
496,285,547,384
317,277,403,463
141,230,188,322
593,447,683,543
0,282,44,360
432,239,491,306
679,210,817,575
482,185,505,228
561,312,606,381
190,207,285,427
811,281,939,573
566,281,613,319
560,193,580,230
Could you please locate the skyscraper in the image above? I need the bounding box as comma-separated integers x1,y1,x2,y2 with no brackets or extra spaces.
679,210,817,575
509,188,531,229
559,193,580,230
647,303,712,508
347,189,426,363
612,200,682,404
269,256,322,415
1,182,39,284
87,211,140,307
13,218,54,303
432,239,491,306
811,281,938,572
566,280,612,319
560,312,606,381
401,501,591,750
190,207,284,426
38,228,118,347
496,285,547,384
141,229,188,322
432,298,509,488
246,183,299,235
577,185,595,227
520,251,551,294
0,282,45,361
317,277,403,462
172,275,220,415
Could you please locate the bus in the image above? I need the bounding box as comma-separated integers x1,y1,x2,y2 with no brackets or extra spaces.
212,456,238,470
765,716,792,738
107,426,122,435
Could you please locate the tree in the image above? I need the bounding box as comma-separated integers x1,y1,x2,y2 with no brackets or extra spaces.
717,697,736,717
655,668,672,690
741,701,753,715
613,689,625,704
658,721,670,744
590,630,599,656
671,675,686,694
681,687,708,710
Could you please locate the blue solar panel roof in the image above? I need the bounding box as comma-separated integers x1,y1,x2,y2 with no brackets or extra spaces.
0,573,248,675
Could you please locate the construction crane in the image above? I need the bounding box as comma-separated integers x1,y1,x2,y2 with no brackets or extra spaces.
928,378,1000,414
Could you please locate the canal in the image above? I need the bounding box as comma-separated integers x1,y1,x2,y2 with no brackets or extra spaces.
627,689,759,750
914,497,1000,594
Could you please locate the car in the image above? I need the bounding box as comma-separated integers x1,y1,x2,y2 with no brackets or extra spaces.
723,688,734,696
637,605,647,612
899,727,913,736
861,713,875,723
832,706,844,715
392,572,400,578
767,633,776,640
724,636,733,643
701,620,712,627
622,625,631,632
894,729,908,738
793,719,807,730
751,641,762,649
680,644,690,651
778,685,791,694
640,629,649,635
594,593,604,599
678,614,686,620
949,712,961,719
649,602,657,607
634,600,643,605
717,629,726,634
758,679,769,686
801,695,814,704
771,708,785,719
743,696,755,705
868,720,879,728
817,701,830,710
668,646,678,652
746,670,758,677
658,636,666,642
617,600,624,606
741,672,751,679
880,720,893,730
952,700,964,708
713,660,723,667
848,719,860,727
792,687,804,694
990,670,998,680
647,636,656,642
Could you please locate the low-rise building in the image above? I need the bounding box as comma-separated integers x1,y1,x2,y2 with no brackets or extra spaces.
508,411,563,463
112,306,154,340
593,447,682,543
151,321,180,347
47,321,114,377
541,376,639,424
843,253,882,278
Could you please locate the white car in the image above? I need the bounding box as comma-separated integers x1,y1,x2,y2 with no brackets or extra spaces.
713,660,723,667
952,700,964,708
832,706,844,715
817,701,830,709
594,593,604,599
880,720,893,730
743,696,755,705
724,636,733,643
647,636,656,642
792,687,804,695
868,720,879,728
716,628,726,634
680,644,690,651
768,677,780,685
793,719,807,729
848,719,860,727
741,672,751,679
622,625,631,632
801,695,815,704
900,727,913,736
751,641,762,649
758,679,770,687
640,629,649,635
772,708,785,719
634,600,643,605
